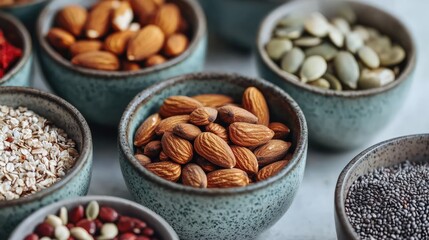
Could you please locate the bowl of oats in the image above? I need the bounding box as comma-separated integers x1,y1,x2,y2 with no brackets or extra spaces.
0,86,93,239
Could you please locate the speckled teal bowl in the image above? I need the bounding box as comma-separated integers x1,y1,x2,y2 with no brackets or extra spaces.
37,0,207,126
118,72,308,240
0,12,33,87
0,87,93,239
335,134,429,240
256,0,416,150
0,0,51,32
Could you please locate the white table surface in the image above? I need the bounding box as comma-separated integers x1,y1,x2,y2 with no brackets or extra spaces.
31,1,429,239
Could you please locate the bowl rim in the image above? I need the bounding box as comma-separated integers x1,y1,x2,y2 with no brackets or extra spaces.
0,86,92,208
0,0,51,10
9,195,179,240
256,0,417,98
36,0,206,79
119,72,308,196
334,134,429,239
0,12,32,85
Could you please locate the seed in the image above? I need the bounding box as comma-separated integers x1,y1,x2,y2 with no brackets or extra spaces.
334,51,359,89
100,223,119,239
345,32,363,53
358,68,395,89
69,205,84,224
367,35,391,54
379,45,406,66
70,227,93,240
358,46,380,69
337,5,356,24
35,223,54,237
274,26,303,39
308,78,330,89
266,38,293,60
24,234,39,240
86,200,99,220
300,55,327,82
46,215,63,228
305,43,338,61
329,27,344,48
304,12,330,37
281,47,305,74
76,219,96,235
277,15,304,27
352,25,370,41
59,207,68,225
294,37,322,47
54,225,70,240
99,207,119,222
331,18,350,34
323,73,342,91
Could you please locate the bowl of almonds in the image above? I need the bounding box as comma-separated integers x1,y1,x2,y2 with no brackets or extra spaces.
36,0,207,126
257,0,416,149
9,196,178,240
0,87,93,239
118,72,308,240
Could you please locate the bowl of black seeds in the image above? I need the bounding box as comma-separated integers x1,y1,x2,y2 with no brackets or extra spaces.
335,134,429,240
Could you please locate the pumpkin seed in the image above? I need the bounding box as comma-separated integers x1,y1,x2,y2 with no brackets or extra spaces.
281,47,305,74
59,206,68,225
331,18,350,34
353,25,370,41
305,43,338,61
304,12,330,37
277,15,304,27
329,27,344,48
300,56,327,82
379,45,406,66
99,223,119,239
275,26,303,39
46,215,63,227
367,27,380,40
367,36,391,54
55,225,70,240
393,66,401,76
266,38,293,60
358,68,395,89
308,78,330,89
294,37,322,47
40,238,52,240
345,32,364,53
337,5,356,24
70,227,93,240
324,73,343,90
334,51,360,89
86,200,99,220
358,46,380,69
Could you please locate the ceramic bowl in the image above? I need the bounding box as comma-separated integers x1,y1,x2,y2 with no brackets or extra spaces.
334,134,429,240
118,72,308,240
0,12,33,87
37,0,207,126
0,87,93,239
0,0,51,31
256,0,416,150
200,0,283,50
9,195,179,240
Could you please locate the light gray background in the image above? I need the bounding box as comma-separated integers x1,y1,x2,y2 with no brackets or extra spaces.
32,1,428,239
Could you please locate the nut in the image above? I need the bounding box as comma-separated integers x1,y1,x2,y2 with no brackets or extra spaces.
254,140,291,166
189,107,218,126
129,0,157,25
218,105,258,124
145,161,181,182
155,115,190,135
194,132,236,168
71,51,120,71
134,154,151,166
159,96,203,118
207,169,249,188
145,54,166,67
134,113,161,147
182,163,207,188
205,123,229,142
172,123,202,141
192,94,234,108
56,5,88,36
268,122,290,139
161,132,193,164
230,146,258,175
112,1,133,31
122,61,141,71
256,160,290,181
85,1,116,39
164,33,188,57
195,156,219,173
242,87,270,126
143,140,162,158
229,122,274,147
69,40,103,57
151,3,180,36
127,24,165,61
104,30,136,55
47,28,76,50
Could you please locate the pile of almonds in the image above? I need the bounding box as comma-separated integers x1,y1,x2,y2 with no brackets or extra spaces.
46,0,190,71
133,87,293,189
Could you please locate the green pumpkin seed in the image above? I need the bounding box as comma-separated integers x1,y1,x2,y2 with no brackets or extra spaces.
266,38,293,60
331,18,350,34
70,227,93,240
294,37,322,47
323,73,343,91
367,27,380,40
86,200,99,220
275,26,303,39
358,46,380,69
281,47,305,74
379,45,406,66
337,5,356,24
305,43,338,61
353,25,370,41
277,15,304,27
329,27,344,48
334,51,360,89
46,215,63,227
300,55,327,82
304,12,330,37
308,78,331,89
358,68,395,89
55,225,71,240
367,36,391,54
345,32,364,53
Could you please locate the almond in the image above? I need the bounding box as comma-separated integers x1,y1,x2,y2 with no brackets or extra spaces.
164,33,188,57
230,146,258,175
194,132,236,168
145,54,166,67
143,140,162,158
155,115,189,135
47,28,76,50
128,22,141,32
269,122,290,139
205,123,229,142
85,1,116,39
159,96,203,118
172,123,201,141
229,122,274,147
192,94,234,108
218,105,258,124
56,5,88,36
159,151,170,161
161,132,193,164
69,40,103,57
242,87,270,126
112,1,133,31
135,154,151,166
182,163,207,188
104,30,135,55
152,0,164,6
189,107,218,126
145,161,181,182
122,61,141,71
134,113,161,147
254,140,291,166
129,0,157,25
207,169,249,188
195,156,219,173
152,3,180,36
71,51,120,71
256,160,290,182
127,25,165,61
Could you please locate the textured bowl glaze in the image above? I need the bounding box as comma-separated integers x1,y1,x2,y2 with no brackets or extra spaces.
0,0,51,31
118,72,308,240
257,0,416,150
9,195,179,240
0,87,93,239
334,134,429,240
37,0,207,126
0,12,33,87
200,0,282,50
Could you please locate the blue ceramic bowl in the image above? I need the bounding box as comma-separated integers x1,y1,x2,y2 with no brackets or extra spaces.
37,0,207,126
256,0,416,150
0,0,51,32
200,0,283,50
335,134,429,240
118,72,308,240
0,12,33,87
0,87,93,239
9,195,179,240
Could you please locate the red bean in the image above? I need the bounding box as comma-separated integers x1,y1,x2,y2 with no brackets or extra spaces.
24,234,39,240
69,205,84,224
66,223,75,229
99,206,119,222
136,237,150,240
35,222,54,237
142,227,154,236
119,233,137,240
117,216,135,233
132,218,147,229
76,219,96,235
